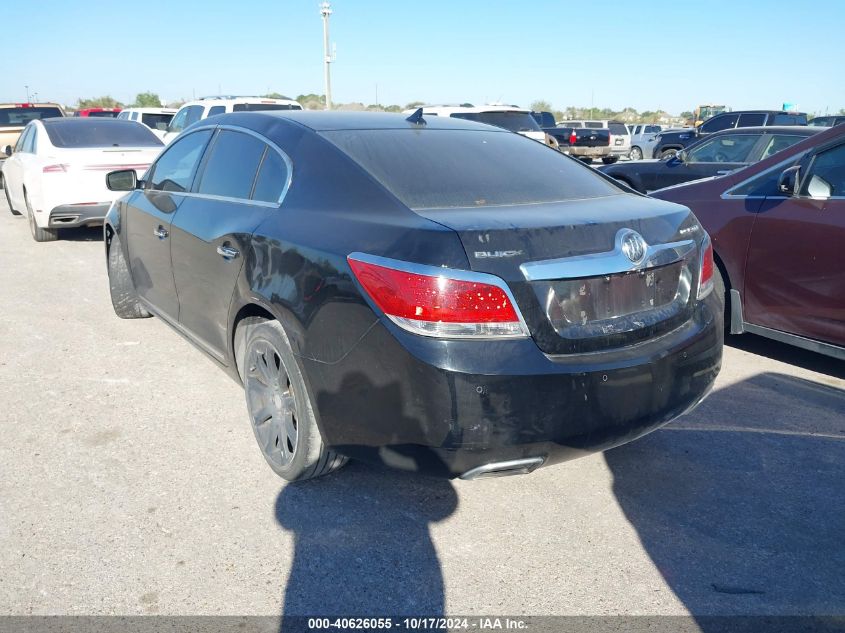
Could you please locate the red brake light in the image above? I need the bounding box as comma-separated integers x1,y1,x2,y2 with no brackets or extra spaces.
698,235,714,300
347,255,528,338
42,164,68,173
569,131,577,145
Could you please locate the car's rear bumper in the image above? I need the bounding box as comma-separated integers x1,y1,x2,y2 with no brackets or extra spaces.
566,146,611,157
303,293,723,478
49,204,110,228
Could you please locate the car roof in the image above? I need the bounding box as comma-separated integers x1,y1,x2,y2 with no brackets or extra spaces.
179,97,301,108
415,104,530,115
708,125,821,136
0,102,64,109
121,107,176,114
198,110,512,133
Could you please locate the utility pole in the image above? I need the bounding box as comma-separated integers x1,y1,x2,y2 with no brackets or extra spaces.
25,85,30,102
320,1,333,110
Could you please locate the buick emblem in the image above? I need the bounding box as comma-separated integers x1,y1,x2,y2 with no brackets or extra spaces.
620,230,647,264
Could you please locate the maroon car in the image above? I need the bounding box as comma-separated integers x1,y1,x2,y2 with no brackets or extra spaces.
652,125,844,360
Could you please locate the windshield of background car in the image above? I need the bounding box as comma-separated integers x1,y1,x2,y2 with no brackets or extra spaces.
141,113,174,129
449,111,541,133
608,123,629,136
0,107,63,128
232,103,302,112
322,128,622,209
43,120,163,148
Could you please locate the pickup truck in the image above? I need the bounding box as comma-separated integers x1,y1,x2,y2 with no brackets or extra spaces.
652,110,808,159
532,111,611,162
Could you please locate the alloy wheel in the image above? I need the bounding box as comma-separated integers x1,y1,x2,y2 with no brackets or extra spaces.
630,147,642,161
244,338,299,468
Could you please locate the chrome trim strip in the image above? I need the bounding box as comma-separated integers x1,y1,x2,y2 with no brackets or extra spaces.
152,123,294,207
743,323,845,361
460,457,545,480
519,229,695,281
347,251,531,338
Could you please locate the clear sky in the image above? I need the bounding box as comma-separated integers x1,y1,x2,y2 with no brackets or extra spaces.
3,0,843,115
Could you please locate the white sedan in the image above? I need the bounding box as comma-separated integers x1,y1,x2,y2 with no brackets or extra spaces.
1,118,163,241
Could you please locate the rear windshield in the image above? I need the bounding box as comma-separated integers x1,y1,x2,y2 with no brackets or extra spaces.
0,106,63,128
232,103,302,112
450,111,541,133
322,128,621,209
43,120,163,148
141,113,174,129
86,111,120,118
771,113,807,125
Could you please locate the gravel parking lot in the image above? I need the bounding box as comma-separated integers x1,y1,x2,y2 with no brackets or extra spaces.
0,195,843,618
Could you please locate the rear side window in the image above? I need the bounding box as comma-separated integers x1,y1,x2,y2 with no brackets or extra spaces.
196,130,266,199
43,120,162,148
141,113,174,130
686,133,759,163
232,103,301,112
207,106,225,117
252,149,288,203
149,130,213,193
738,113,766,127
608,123,628,135
700,114,739,134
322,128,621,209
757,134,807,160
772,113,808,125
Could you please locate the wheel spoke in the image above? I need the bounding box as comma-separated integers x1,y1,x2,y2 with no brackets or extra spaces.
284,413,298,450
252,403,274,425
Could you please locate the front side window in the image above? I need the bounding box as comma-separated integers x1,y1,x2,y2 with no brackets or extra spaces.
686,133,758,163
322,128,622,210
196,130,266,199
802,143,845,198
700,113,739,134
728,154,804,197
148,129,213,193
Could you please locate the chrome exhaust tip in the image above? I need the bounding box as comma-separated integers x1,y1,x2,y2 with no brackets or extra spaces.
460,457,545,480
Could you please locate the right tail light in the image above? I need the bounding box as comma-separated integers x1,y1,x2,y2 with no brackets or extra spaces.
697,234,714,300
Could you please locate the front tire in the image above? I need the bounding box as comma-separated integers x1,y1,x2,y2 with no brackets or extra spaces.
107,238,152,319
629,146,643,161
25,191,57,242
2,176,21,216
238,318,347,481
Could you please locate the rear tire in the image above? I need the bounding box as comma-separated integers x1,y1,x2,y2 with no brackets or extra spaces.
107,238,152,319
2,176,21,215
25,191,57,242
602,156,619,165
629,146,643,161
237,317,347,482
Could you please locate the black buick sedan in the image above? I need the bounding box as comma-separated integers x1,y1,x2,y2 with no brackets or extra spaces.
104,111,722,481
599,126,821,194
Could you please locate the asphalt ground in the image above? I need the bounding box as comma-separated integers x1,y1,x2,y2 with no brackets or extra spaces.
0,194,843,619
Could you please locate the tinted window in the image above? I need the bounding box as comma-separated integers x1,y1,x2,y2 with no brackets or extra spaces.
207,106,225,117
584,122,603,129
196,130,266,199
23,126,37,153
803,143,845,198
645,125,661,133
149,130,212,193
252,149,288,203
87,111,120,118
43,120,162,148
183,105,204,129
686,133,759,163
757,134,807,160
729,155,804,197
450,111,541,133
700,113,739,134
809,117,832,127
322,129,621,209
772,113,807,125
13,126,31,152
169,105,203,133
232,103,301,112
738,113,766,127
0,106,63,128
608,123,628,135
116,111,129,120
141,113,174,129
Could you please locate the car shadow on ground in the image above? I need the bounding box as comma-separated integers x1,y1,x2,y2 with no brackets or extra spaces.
727,334,844,379
274,462,457,618
605,372,845,625
58,226,103,242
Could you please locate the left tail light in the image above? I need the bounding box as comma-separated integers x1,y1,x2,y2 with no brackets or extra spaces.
347,253,529,339
42,164,68,173
697,234,714,300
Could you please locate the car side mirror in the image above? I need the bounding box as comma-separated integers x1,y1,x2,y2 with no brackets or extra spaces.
106,169,138,191
674,150,687,164
778,165,801,195
3,145,11,157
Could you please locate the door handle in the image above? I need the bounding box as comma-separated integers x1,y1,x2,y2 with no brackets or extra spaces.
216,244,240,259
154,226,168,239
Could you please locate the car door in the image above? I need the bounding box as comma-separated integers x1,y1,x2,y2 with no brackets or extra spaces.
170,128,287,359
743,141,845,346
3,125,31,209
124,128,213,320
